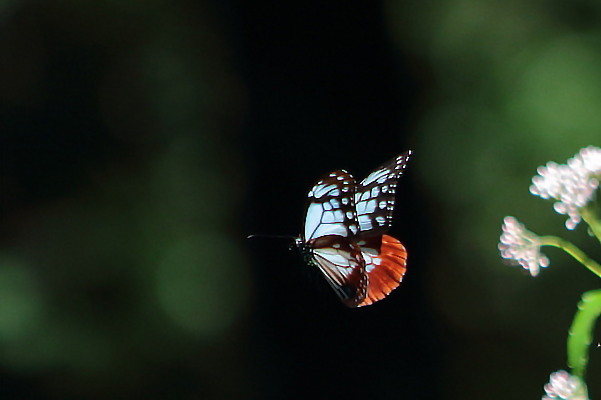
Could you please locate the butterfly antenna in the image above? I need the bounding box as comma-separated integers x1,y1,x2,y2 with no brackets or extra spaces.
246,234,297,240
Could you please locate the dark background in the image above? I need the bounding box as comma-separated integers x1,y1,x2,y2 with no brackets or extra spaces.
238,3,437,400
1,0,599,399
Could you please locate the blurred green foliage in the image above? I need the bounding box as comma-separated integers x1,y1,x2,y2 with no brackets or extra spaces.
0,0,248,398
2,0,601,398
386,0,600,398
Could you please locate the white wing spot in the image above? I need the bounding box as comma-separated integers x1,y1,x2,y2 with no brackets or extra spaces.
333,243,341,249
330,173,337,177
349,225,358,234
379,200,387,209
363,247,378,256
365,199,377,213
304,203,326,240
337,175,345,181
342,198,349,205
346,211,354,219
333,209,344,221
322,211,336,223
313,183,336,198
362,169,388,186
313,249,352,268
356,200,366,214
382,185,388,193
358,215,372,230
376,216,386,225
374,257,382,265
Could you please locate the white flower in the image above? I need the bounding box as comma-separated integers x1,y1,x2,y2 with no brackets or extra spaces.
577,145,601,173
542,370,588,400
530,146,601,230
498,216,549,276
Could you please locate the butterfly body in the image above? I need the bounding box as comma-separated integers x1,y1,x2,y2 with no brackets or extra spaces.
296,152,411,307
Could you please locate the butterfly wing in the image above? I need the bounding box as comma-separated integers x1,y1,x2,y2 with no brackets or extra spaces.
354,151,412,237
302,170,367,307
354,151,412,307
304,170,359,241
356,234,407,307
300,152,412,307
311,236,367,307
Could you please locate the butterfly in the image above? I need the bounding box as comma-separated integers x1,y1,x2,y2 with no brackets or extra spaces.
295,151,412,307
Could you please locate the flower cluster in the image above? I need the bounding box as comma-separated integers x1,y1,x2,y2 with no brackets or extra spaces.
542,370,588,400
530,146,601,229
499,147,599,400
498,216,549,276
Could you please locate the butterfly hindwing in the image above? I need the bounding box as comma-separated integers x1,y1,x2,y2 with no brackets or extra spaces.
356,234,407,307
311,236,367,307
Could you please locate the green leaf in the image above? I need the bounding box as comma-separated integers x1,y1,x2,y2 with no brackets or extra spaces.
568,289,601,378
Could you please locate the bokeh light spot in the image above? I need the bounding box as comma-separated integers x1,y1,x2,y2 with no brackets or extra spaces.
510,37,601,146
155,233,250,338
0,256,42,342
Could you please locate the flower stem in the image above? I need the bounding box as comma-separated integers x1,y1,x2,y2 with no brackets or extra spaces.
539,236,601,278
568,289,601,379
580,206,601,245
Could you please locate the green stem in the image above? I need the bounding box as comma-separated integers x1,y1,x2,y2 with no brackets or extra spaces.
581,205,601,245
568,289,601,379
539,236,601,278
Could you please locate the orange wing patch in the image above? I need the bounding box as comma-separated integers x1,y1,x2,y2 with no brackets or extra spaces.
358,234,407,307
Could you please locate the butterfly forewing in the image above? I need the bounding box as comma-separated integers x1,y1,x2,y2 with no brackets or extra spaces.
302,170,367,306
355,151,412,237
304,170,360,241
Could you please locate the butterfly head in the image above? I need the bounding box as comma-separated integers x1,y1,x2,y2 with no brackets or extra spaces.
294,237,317,267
